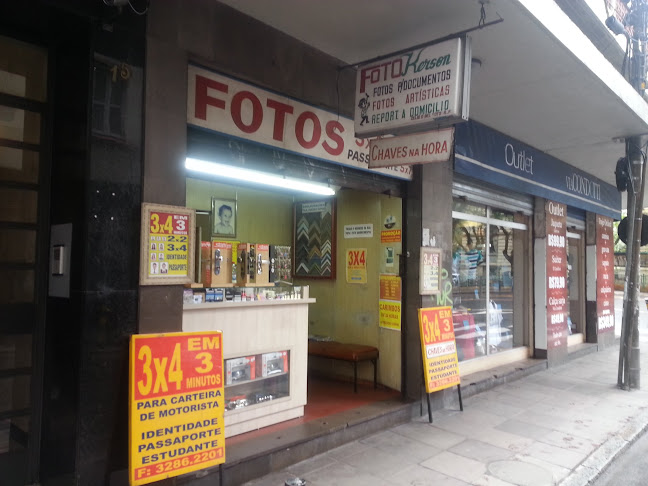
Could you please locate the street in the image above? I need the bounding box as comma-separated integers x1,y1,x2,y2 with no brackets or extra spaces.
614,291,648,343
590,422,648,485
591,291,648,486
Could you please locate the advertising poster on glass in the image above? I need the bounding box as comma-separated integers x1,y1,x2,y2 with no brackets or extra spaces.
597,215,615,333
420,247,442,295
211,197,237,238
545,201,568,349
140,203,196,285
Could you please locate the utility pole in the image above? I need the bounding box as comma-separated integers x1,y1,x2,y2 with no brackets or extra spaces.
618,0,648,390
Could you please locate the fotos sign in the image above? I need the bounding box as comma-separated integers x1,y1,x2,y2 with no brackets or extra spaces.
355,37,470,138
188,64,412,181
545,201,568,349
369,128,454,168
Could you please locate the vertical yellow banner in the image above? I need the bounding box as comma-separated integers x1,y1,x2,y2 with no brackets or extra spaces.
379,274,402,330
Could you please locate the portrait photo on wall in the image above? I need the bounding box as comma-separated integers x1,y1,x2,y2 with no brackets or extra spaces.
211,197,237,238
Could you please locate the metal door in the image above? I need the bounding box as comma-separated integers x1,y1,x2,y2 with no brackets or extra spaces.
0,34,49,485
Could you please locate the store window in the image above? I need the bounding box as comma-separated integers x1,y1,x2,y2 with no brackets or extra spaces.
452,199,528,361
566,231,584,337
91,59,125,139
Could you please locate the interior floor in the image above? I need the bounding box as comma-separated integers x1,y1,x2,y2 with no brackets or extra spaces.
227,375,402,447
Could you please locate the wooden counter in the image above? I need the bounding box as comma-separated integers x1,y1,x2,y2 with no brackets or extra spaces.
183,298,315,437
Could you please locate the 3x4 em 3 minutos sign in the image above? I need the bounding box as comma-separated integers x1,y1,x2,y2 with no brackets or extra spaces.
129,331,225,485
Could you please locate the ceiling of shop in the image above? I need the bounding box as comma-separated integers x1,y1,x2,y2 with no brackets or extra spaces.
218,0,648,200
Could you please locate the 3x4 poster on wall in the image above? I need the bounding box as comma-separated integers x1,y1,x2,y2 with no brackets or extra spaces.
140,203,196,285
293,199,336,279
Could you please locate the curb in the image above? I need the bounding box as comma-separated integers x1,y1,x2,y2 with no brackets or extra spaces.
558,405,648,486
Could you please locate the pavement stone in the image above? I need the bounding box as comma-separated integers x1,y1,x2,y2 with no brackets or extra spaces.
243,292,648,486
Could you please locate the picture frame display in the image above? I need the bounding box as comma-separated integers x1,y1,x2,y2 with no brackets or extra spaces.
293,198,336,279
211,197,237,238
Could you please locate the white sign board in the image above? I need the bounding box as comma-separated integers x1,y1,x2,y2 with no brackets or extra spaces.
369,128,454,168
188,65,413,181
355,37,470,138
344,224,374,238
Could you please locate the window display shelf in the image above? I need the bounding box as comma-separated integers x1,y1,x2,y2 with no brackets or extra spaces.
225,371,289,389
183,298,315,310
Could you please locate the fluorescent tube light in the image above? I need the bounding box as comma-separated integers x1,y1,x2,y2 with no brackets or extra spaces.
185,157,335,196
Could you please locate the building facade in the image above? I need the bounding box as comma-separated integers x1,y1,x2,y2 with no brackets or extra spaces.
0,1,643,485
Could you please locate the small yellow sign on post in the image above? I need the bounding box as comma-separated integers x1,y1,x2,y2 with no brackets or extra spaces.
129,331,225,485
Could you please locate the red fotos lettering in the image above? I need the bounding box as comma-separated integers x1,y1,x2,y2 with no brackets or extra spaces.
194,74,348,156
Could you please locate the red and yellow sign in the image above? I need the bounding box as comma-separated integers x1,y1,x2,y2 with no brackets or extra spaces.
381,229,402,243
129,332,225,485
597,215,615,333
418,307,460,393
346,248,367,284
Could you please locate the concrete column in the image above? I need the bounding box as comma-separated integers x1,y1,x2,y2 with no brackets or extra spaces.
403,161,453,402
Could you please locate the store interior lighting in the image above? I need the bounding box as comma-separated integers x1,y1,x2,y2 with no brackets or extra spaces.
185,157,336,196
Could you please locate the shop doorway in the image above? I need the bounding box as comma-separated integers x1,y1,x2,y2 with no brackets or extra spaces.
185,177,405,437
567,230,585,341
0,35,49,485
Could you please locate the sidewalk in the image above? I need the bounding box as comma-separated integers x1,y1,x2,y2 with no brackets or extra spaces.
243,342,648,486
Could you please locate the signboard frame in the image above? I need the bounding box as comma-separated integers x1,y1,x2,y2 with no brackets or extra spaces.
417,306,463,422
140,203,196,286
354,35,471,139
368,128,455,169
187,64,413,181
419,247,442,295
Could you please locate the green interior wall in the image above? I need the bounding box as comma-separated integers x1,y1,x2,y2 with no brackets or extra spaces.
186,177,294,244
296,190,402,391
185,178,402,391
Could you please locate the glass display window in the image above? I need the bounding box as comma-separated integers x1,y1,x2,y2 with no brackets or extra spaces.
224,351,290,412
452,200,528,361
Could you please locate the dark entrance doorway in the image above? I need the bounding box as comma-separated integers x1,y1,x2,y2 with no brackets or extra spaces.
0,34,49,485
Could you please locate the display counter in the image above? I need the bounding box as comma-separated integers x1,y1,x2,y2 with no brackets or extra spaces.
183,298,315,437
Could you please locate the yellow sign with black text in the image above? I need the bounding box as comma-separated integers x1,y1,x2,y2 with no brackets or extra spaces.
379,274,402,330
129,331,225,485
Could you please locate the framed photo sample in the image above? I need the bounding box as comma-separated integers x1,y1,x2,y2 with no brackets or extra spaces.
293,198,336,279
211,197,237,238
140,203,195,285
